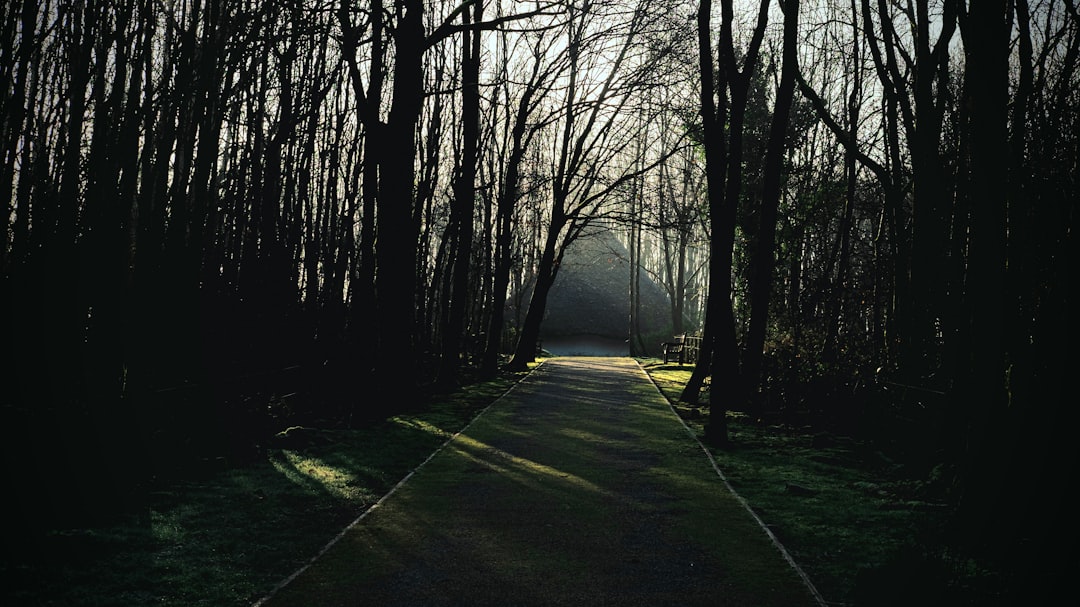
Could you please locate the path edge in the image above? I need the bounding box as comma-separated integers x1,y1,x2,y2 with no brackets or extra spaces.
251,362,545,607
634,360,830,607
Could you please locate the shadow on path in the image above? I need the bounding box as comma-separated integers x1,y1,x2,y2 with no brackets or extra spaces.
257,357,818,606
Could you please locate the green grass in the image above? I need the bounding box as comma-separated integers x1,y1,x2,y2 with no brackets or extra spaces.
639,358,972,606
261,357,817,606
3,356,982,606
3,367,533,607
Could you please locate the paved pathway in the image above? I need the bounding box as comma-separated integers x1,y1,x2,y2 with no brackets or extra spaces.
258,357,819,606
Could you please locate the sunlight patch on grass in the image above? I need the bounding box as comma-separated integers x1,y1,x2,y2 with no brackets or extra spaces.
639,360,696,402
272,451,371,501
388,416,451,438
10,369,529,607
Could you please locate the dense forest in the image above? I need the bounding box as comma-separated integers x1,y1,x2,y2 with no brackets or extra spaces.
1,0,1077,596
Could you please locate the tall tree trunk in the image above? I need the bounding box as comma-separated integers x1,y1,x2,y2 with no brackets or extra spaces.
691,0,741,439
688,0,721,409
438,0,482,386
80,2,143,521
681,300,714,404
481,43,542,375
743,0,799,403
373,0,424,391
699,0,770,443
954,0,1009,555
675,231,688,335
631,205,646,355
506,218,564,371
1004,0,1034,410
629,120,646,356
482,136,525,374
824,0,861,362
338,0,382,376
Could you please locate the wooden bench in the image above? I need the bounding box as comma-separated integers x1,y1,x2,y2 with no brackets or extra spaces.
662,334,688,364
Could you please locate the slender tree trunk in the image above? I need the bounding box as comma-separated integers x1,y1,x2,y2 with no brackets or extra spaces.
1005,0,1034,404
338,0,381,375
681,301,714,404
675,231,688,335
438,0,482,386
482,134,525,374
629,123,646,356
632,207,646,355
743,0,799,403
689,0,721,409
481,42,544,374
507,218,564,371
825,0,861,362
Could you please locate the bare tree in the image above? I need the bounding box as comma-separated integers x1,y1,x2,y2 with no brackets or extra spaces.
689,0,769,441
481,21,571,374
742,0,800,403
506,0,681,370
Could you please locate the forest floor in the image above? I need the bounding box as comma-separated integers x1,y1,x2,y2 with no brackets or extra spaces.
4,355,976,606
254,357,820,606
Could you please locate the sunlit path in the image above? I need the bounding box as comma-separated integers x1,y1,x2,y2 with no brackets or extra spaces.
257,357,819,606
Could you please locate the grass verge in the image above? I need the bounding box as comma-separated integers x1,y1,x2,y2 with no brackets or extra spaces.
2,366,535,607
639,358,981,607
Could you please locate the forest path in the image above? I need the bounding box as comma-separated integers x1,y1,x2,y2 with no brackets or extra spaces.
256,357,819,606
